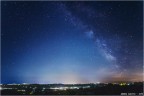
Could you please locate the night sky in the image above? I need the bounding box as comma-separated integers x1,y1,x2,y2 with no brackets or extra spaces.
1,1,143,84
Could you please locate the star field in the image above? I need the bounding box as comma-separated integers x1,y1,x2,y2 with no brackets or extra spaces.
1,1,143,84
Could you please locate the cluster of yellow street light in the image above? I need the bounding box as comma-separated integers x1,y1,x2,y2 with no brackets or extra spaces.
120,83,127,86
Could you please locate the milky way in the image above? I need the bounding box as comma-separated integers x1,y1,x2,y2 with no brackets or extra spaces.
1,1,143,84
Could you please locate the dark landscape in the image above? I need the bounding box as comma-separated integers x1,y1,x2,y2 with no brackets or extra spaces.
1,82,143,95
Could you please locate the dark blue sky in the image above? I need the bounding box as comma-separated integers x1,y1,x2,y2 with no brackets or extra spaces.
1,1,143,84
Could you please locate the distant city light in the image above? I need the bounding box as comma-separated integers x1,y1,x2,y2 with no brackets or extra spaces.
7,83,17,85
17,90,25,92
22,83,29,85
96,82,100,84
120,83,126,86
0,86,2,90
50,86,81,90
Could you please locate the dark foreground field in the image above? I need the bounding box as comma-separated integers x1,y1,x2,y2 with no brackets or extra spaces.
1,82,143,95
